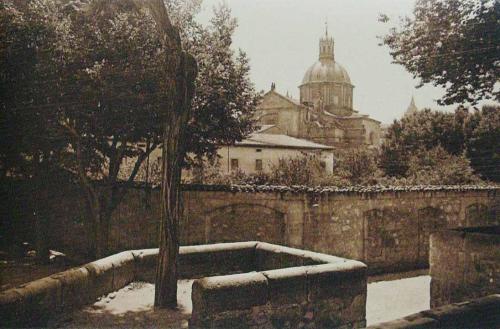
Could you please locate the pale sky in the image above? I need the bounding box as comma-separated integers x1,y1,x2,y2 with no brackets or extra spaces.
195,0,469,124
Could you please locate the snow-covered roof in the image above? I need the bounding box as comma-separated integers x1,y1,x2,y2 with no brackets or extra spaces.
255,125,276,133
236,133,334,150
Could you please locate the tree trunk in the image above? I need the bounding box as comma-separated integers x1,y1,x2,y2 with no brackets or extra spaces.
98,207,112,258
144,0,197,309
33,161,51,264
87,200,115,260
154,54,197,308
34,193,50,264
83,194,105,260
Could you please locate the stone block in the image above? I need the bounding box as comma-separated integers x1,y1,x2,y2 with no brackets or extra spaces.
84,256,114,298
430,228,500,307
307,261,367,301
257,243,346,269
50,267,91,311
191,272,268,316
0,289,25,327
192,309,253,329
132,248,158,282
422,294,500,328
366,316,438,329
262,267,308,305
12,276,62,327
268,304,304,328
110,251,136,290
180,242,257,278
255,247,284,270
301,250,345,266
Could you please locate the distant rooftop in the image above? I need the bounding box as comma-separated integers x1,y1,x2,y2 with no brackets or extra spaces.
236,133,334,150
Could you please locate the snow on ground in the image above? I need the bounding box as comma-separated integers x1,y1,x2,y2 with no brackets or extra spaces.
51,275,430,328
366,275,431,326
50,280,193,329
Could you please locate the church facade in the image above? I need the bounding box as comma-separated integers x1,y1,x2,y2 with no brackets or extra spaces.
255,30,381,149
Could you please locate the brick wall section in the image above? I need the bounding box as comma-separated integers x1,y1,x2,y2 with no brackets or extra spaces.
3,183,499,274
430,227,500,308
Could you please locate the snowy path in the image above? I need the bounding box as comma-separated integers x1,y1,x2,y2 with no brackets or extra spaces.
50,280,193,328
366,275,430,326
52,275,431,328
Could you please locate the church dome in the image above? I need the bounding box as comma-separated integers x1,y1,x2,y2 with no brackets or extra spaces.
301,60,351,85
299,29,354,114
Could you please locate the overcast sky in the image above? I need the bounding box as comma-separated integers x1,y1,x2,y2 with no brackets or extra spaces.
196,0,462,123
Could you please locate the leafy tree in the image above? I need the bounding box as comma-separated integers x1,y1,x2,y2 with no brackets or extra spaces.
171,2,260,162
334,149,379,185
268,155,325,186
380,109,464,177
49,0,170,259
380,0,499,105
0,1,73,262
381,106,499,182
1,0,257,308
405,146,481,185
464,105,500,181
1,0,258,256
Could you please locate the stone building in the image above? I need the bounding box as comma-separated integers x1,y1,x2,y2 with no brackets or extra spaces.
255,29,381,149
123,130,335,182
214,132,334,175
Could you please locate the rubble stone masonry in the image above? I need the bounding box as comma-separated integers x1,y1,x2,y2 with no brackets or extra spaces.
2,183,498,274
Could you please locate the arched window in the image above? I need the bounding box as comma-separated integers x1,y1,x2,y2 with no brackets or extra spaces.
369,131,376,145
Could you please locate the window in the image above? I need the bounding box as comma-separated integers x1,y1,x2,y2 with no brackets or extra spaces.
333,95,339,105
230,158,239,171
255,159,263,171
256,149,262,153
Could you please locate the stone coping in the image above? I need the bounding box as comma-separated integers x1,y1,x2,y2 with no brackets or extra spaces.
181,184,499,194
7,177,499,194
366,294,500,329
0,241,367,328
451,225,500,235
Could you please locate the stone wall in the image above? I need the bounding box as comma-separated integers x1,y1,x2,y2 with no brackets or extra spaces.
2,183,499,274
430,226,500,308
180,186,499,274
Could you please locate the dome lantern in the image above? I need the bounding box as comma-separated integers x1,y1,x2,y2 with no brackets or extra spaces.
319,23,334,62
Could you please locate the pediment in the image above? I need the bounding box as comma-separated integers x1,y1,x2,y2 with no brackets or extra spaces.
258,91,303,110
